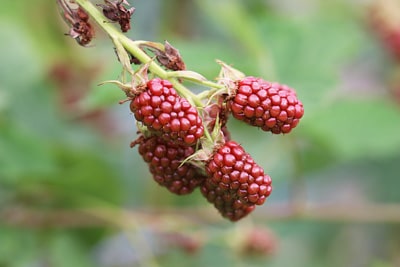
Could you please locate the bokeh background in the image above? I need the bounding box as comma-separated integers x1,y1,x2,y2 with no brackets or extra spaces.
1,0,400,266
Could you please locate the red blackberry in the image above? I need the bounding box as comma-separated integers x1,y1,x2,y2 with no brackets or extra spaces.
138,135,206,195
201,141,272,221
384,30,400,60
240,227,278,256
130,78,204,145
369,0,400,61
201,179,256,221
228,77,304,134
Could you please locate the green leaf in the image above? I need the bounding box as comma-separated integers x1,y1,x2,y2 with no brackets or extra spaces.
79,82,125,110
0,21,44,91
0,124,55,182
44,146,123,206
172,40,251,81
0,227,39,266
255,13,368,113
301,98,400,161
48,233,94,267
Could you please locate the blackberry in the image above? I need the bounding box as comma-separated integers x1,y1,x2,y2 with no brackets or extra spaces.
369,0,400,60
138,135,206,195
240,227,278,256
130,78,204,145
228,77,304,134
201,141,272,221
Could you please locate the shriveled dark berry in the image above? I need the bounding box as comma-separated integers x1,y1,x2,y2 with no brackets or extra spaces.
98,0,135,32
58,0,95,46
130,78,204,145
228,77,304,134
138,135,206,195
201,141,272,221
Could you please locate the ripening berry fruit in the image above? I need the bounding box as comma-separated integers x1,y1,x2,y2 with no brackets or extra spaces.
368,0,400,61
138,135,206,195
240,227,278,257
201,141,272,221
228,77,304,134
130,78,204,145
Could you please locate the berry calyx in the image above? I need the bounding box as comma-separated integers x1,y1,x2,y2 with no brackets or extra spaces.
201,140,272,221
137,135,206,195
228,76,304,134
130,78,204,145
203,102,231,143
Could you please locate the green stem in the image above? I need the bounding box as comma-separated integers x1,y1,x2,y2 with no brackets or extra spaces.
75,0,118,38
73,0,219,144
74,0,204,107
132,40,166,51
198,80,224,90
169,79,203,107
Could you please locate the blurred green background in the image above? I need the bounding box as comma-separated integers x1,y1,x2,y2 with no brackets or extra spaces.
1,0,400,266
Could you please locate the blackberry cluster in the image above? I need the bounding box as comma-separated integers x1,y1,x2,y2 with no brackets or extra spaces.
57,0,306,223
201,141,272,221
228,77,304,134
137,135,206,195
127,76,304,221
130,78,204,146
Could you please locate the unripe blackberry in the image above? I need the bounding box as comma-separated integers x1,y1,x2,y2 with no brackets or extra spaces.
130,78,204,145
228,77,304,134
138,135,206,195
201,141,272,221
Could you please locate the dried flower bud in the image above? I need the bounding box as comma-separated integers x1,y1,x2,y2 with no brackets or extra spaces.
155,41,186,71
98,0,135,32
57,0,95,46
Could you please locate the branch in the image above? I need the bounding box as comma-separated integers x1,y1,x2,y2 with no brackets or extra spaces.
2,202,400,229
73,0,223,108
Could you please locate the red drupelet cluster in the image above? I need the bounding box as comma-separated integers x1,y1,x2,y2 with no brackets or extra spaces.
128,74,304,221
368,0,400,61
201,141,272,221
228,76,304,134
130,78,204,146
137,135,206,195
56,0,306,223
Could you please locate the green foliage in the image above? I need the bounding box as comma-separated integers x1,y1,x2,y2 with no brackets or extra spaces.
302,99,400,161
1,0,400,267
